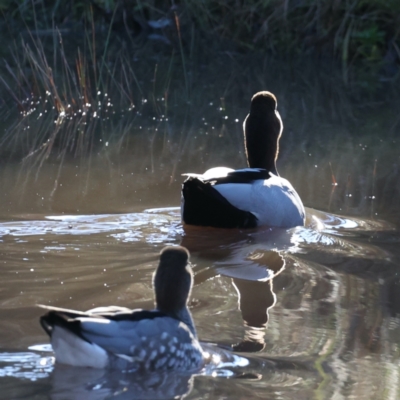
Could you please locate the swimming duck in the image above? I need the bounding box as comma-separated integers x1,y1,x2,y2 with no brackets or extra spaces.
39,246,204,371
181,91,305,229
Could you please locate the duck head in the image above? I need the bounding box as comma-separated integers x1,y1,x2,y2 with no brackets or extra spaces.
244,91,283,175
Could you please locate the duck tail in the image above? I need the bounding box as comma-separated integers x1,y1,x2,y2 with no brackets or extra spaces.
40,310,87,342
182,177,257,228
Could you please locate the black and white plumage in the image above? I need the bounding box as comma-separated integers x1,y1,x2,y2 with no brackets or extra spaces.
39,246,204,371
181,91,305,229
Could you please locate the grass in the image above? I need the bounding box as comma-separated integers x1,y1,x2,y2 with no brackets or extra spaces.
0,18,170,164
1,0,399,69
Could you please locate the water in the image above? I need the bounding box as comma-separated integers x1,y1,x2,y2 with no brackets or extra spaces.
0,70,400,398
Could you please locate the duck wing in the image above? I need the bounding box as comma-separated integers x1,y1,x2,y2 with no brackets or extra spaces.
182,176,258,228
39,305,171,355
203,168,271,185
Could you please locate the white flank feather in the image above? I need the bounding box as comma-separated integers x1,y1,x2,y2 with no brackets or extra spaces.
51,326,109,368
214,175,305,227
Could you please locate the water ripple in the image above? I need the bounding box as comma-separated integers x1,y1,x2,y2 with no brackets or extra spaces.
0,351,54,380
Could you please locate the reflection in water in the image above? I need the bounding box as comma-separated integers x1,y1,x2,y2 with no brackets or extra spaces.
50,366,195,400
186,226,287,354
217,250,284,353
0,348,251,399
231,278,276,352
1,345,318,399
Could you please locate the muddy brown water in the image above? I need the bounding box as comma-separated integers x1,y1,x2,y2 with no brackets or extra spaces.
0,88,399,399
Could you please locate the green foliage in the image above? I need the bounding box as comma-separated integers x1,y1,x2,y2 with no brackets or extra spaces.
352,24,385,62
0,0,398,68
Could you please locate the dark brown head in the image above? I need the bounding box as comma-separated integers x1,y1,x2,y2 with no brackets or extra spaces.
250,91,277,114
244,91,282,174
153,246,193,315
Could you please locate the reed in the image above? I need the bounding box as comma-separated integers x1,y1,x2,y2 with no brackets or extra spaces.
1,0,399,68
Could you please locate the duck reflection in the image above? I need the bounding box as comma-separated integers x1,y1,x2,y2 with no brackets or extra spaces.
231,278,276,352
200,251,284,353
50,364,194,400
230,251,284,353
182,228,288,353
47,343,250,399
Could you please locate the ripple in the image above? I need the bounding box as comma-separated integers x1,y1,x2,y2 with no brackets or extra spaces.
0,351,54,380
0,209,183,244
308,208,394,233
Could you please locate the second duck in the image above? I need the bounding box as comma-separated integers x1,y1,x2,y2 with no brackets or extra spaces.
181,91,305,229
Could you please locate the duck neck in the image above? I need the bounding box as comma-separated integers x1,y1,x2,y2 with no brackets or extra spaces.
248,146,279,175
245,110,281,176
171,306,197,338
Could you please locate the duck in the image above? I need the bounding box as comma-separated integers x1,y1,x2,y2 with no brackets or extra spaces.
39,246,204,371
181,91,305,229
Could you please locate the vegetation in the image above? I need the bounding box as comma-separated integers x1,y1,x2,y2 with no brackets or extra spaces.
0,0,399,70
0,0,398,166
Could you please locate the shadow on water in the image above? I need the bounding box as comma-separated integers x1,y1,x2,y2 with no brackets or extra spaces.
0,41,399,398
